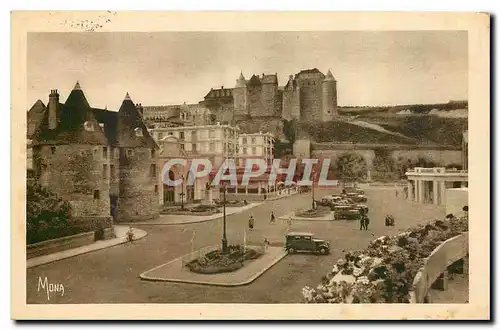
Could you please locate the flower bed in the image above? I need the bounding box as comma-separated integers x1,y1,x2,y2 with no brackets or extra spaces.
161,204,221,216
295,206,331,218
302,215,468,303
186,245,263,274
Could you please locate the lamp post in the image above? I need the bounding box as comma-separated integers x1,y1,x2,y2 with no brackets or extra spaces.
180,174,185,210
311,169,316,210
221,182,228,253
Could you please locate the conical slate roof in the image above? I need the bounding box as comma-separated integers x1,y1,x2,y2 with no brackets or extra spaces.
31,82,108,146
324,69,336,82
115,93,158,148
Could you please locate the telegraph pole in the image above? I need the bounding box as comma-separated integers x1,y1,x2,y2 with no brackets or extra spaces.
180,174,185,210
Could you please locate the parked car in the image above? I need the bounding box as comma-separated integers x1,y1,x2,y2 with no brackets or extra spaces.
343,192,367,203
334,205,362,220
285,232,330,255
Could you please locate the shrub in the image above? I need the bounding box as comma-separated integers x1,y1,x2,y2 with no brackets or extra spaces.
26,181,73,244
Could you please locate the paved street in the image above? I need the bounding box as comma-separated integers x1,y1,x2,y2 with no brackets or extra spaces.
27,188,445,304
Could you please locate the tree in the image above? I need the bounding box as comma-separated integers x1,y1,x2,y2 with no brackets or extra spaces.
335,152,368,182
26,181,72,244
282,119,298,144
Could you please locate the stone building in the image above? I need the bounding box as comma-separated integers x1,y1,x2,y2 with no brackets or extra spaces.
238,132,275,166
144,68,338,130
149,122,240,169
28,82,160,224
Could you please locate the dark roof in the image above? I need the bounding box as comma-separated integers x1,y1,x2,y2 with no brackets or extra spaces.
204,88,233,99
31,87,109,146
297,68,322,75
27,100,47,139
30,85,157,149
247,75,262,87
115,97,158,148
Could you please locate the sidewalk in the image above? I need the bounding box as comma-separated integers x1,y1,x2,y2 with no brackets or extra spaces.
27,226,147,268
123,203,262,225
140,246,287,286
266,190,299,201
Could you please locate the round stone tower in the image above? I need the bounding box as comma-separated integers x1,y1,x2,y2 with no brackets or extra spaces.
322,69,338,121
233,71,248,119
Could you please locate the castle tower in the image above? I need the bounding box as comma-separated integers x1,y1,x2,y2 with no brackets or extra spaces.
282,75,301,121
322,69,338,121
31,82,111,222
233,71,248,119
115,92,159,222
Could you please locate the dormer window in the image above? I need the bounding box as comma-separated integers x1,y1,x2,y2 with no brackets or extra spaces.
135,127,143,137
84,121,94,132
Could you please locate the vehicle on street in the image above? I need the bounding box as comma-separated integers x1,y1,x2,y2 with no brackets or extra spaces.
333,205,362,220
285,232,330,255
343,192,367,203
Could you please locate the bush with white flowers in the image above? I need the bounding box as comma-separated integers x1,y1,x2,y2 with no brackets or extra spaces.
302,215,468,303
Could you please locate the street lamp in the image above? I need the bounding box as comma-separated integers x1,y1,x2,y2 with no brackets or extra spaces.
180,174,185,210
311,169,316,210
221,182,228,253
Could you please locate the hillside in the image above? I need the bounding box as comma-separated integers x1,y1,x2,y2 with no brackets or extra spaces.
338,100,468,115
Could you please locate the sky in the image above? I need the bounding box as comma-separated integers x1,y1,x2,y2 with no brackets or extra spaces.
27,31,468,110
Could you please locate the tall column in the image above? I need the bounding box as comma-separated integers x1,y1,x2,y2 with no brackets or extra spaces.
257,182,261,195
407,180,414,201
440,181,447,206
418,180,424,203
433,180,439,205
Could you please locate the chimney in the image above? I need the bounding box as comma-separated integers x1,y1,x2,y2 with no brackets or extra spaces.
221,86,224,89
48,89,60,130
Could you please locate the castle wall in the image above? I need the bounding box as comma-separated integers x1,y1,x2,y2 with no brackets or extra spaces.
299,79,323,122
247,85,265,117
116,147,160,222
33,144,111,218
322,81,337,121
282,89,301,121
261,83,279,117
391,149,462,166
233,86,247,118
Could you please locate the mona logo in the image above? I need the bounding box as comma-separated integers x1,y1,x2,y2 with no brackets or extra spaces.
37,277,65,301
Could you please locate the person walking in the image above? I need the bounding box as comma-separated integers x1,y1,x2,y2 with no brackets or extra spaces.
248,216,255,231
270,211,276,224
287,216,293,231
364,214,370,230
359,216,365,231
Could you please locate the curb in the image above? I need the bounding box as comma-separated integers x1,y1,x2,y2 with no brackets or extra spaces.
139,249,288,287
121,203,262,226
27,227,148,269
277,211,336,222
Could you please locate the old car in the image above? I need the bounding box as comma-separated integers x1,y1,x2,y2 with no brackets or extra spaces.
343,192,367,203
333,205,362,220
285,232,330,255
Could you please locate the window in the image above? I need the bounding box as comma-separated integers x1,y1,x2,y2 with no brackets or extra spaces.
114,148,119,159
209,143,215,152
94,148,98,155
243,148,247,154
154,185,158,193
151,148,156,158
93,190,100,200
50,146,56,154
242,138,247,144
110,164,115,179
180,144,185,150
252,147,257,155
127,149,133,157
150,164,156,177
192,143,197,152
83,121,94,132
103,147,108,158
102,164,108,179
180,132,185,140
251,137,256,144
168,132,173,136
134,127,143,137
110,147,115,159
209,130,216,138
158,132,164,140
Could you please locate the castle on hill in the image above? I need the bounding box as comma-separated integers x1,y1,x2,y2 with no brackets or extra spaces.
142,68,338,126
